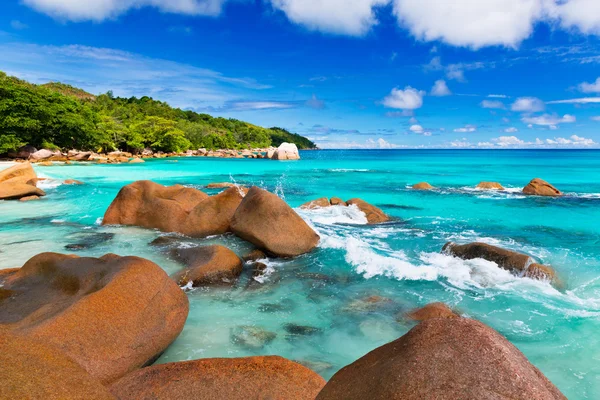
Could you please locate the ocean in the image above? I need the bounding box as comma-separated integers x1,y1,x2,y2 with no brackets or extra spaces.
1,149,599,399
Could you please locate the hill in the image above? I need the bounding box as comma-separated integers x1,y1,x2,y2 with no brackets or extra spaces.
0,71,317,154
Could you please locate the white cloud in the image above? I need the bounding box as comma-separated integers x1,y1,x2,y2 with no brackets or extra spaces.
382,86,425,110
494,135,525,146
319,137,404,149
450,139,472,148
22,0,226,21
546,135,596,146
481,100,505,109
511,97,545,112
504,127,518,133
430,79,451,96
392,0,545,49
552,0,600,35
445,65,466,82
453,125,477,133
547,97,600,104
227,101,295,111
578,77,600,93
480,134,597,148
591,116,600,121
488,94,508,98
269,0,390,36
521,114,576,126
409,124,424,132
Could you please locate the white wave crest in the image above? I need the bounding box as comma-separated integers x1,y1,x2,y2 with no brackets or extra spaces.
297,204,368,225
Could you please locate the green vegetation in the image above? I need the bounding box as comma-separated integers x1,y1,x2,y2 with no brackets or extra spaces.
0,71,317,154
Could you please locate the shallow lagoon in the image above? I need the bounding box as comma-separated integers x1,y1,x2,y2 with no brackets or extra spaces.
1,149,600,399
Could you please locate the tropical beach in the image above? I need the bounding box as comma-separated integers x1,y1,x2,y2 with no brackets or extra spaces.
3,0,600,399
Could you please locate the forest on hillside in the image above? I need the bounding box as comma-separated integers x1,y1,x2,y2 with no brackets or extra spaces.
0,72,317,154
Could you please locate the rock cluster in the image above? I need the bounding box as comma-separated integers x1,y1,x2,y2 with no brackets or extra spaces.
301,196,390,224
104,183,319,257
0,162,45,200
443,241,557,283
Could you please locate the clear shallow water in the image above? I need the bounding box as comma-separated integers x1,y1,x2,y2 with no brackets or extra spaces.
1,149,599,398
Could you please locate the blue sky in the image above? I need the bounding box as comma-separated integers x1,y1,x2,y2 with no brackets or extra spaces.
2,0,600,149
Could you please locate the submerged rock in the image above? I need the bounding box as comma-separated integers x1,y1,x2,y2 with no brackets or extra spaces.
412,182,434,190
523,178,562,197
476,181,504,190
0,332,115,400
347,198,390,224
109,356,325,400
405,302,459,321
18,195,40,202
0,252,189,384
443,241,556,282
284,323,322,336
258,298,295,313
345,295,394,313
171,245,243,286
64,179,84,185
230,325,277,349
230,186,320,257
316,318,566,400
64,232,115,251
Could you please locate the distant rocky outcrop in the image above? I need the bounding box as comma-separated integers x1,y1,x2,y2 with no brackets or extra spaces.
476,181,504,190
109,356,326,400
523,178,562,197
231,186,320,257
412,182,434,190
0,252,189,384
0,162,45,200
171,245,243,287
272,142,300,160
443,242,556,282
316,317,566,400
301,196,390,224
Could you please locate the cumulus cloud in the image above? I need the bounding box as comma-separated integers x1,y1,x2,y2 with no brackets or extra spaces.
494,135,525,146
521,113,576,126
382,86,425,110
269,0,390,36
478,134,597,148
409,124,424,132
578,77,600,93
504,127,518,133
511,97,545,112
453,125,477,133
481,100,505,109
430,79,451,96
22,0,226,21
392,0,545,49
546,135,596,146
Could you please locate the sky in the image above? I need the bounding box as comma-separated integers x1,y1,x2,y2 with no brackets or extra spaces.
2,1,600,149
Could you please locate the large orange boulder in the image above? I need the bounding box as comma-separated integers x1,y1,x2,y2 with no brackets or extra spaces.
405,302,459,321
301,197,330,209
317,318,566,400
230,186,320,257
347,198,389,224
102,180,245,237
523,178,562,197
443,242,556,282
0,162,45,200
0,252,189,384
0,332,115,399
476,181,504,190
412,182,434,190
171,245,243,286
109,356,326,400
0,161,38,185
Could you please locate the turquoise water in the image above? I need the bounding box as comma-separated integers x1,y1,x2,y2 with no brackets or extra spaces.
1,149,600,398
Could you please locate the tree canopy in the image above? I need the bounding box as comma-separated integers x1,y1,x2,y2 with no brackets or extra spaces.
0,72,317,154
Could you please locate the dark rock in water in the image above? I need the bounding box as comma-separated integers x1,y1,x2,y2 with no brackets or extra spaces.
252,262,268,279
284,323,322,336
258,299,295,313
109,356,326,400
316,317,566,400
149,235,185,247
295,359,334,374
64,232,115,251
297,272,335,282
377,203,423,211
230,325,277,349
0,252,189,385
243,248,267,262
443,241,557,283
